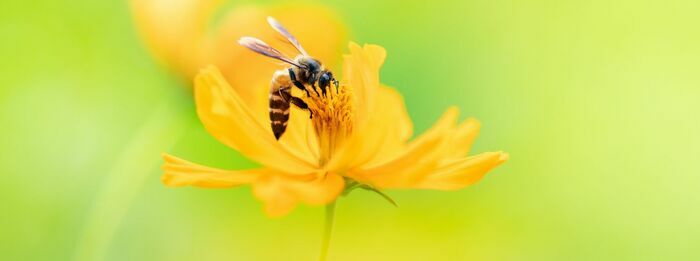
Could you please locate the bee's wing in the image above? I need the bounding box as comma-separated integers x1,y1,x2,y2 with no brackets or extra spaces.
238,37,304,68
267,16,309,56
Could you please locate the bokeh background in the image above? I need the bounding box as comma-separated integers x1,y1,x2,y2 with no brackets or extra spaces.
2,0,700,260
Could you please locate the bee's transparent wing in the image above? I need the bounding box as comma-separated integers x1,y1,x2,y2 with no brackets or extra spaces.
267,16,309,56
238,37,304,68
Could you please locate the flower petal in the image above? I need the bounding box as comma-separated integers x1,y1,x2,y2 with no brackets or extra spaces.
412,152,509,190
195,66,318,174
446,118,481,159
161,153,261,188
162,153,344,217
343,42,386,125
348,106,507,190
252,173,345,217
325,45,397,171
362,86,414,166
346,108,459,187
277,105,320,163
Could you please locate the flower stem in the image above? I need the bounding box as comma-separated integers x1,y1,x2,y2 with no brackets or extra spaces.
318,200,337,261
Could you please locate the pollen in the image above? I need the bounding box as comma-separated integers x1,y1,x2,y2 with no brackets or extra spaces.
302,84,355,166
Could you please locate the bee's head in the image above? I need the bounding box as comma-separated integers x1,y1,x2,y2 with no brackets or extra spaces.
318,70,336,90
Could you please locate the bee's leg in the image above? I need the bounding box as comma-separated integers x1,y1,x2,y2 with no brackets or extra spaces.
278,87,312,119
319,82,327,97
277,86,290,102
288,68,308,96
288,68,320,97
290,96,313,119
318,74,330,97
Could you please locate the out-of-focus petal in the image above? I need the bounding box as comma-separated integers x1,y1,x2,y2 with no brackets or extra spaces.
130,0,222,78
252,172,345,217
194,66,318,174
131,2,348,111
412,152,508,190
162,153,261,188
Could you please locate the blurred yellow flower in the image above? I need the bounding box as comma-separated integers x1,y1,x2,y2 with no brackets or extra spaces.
162,41,508,217
130,0,347,108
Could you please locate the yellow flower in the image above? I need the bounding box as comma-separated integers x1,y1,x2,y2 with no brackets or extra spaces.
162,41,508,217
135,3,508,259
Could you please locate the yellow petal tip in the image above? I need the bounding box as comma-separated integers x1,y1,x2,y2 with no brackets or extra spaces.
464,117,481,126
348,41,361,50
497,151,510,163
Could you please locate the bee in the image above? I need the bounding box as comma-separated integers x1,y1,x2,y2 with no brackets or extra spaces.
239,17,339,140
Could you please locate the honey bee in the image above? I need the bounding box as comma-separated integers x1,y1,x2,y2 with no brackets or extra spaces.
239,17,339,140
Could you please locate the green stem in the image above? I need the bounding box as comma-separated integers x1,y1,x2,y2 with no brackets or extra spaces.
318,201,337,261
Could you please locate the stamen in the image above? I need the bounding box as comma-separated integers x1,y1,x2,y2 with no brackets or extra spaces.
301,83,355,166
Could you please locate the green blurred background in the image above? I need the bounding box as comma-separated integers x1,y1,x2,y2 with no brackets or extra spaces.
2,0,699,260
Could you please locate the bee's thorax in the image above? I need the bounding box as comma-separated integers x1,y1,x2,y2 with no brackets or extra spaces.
292,56,324,85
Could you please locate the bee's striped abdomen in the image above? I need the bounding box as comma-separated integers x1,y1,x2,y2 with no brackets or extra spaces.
269,86,291,140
